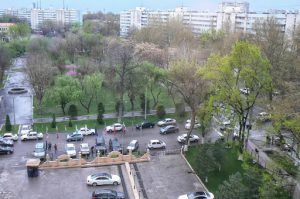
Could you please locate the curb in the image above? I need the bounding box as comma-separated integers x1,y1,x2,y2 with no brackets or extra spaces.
180,147,209,193
124,162,140,199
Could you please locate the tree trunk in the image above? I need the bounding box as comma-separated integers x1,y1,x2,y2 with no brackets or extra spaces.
186,109,196,146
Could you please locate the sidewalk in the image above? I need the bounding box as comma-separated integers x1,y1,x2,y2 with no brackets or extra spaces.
33,108,180,124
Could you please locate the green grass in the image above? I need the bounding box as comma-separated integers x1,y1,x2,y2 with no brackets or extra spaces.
0,125,20,135
33,113,176,133
34,86,176,118
185,144,244,193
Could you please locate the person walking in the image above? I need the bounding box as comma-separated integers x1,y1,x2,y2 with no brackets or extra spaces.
54,144,57,154
91,146,94,157
48,142,52,151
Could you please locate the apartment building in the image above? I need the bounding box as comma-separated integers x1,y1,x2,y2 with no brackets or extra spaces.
120,1,300,37
0,8,80,30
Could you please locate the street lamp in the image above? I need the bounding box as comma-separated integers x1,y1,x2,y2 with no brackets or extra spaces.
12,96,16,125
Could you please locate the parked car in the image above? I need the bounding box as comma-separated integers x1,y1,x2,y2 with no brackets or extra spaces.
157,118,176,127
20,125,32,135
257,112,271,122
79,127,95,136
160,125,179,135
65,143,76,158
91,189,125,199
80,143,90,155
147,140,166,149
0,137,13,147
95,135,107,154
177,134,200,143
220,120,231,131
21,131,43,141
2,133,18,141
105,123,125,133
127,140,139,152
112,138,123,153
66,132,84,142
178,191,214,199
87,173,121,186
0,146,14,155
135,121,155,129
240,88,250,95
185,119,201,130
33,142,46,160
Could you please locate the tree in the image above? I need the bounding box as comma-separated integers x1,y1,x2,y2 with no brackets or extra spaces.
140,93,150,114
47,75,81,115
51,114,56,128
97,102,105,124
8,23,31,39
0,45,12,83
198,97,214,139
156,104,166,119
26,52,56,109
77,73,104,113
217,172,248,199
5,115,12,131
202,42,272,148
68,119,73,127
168,58,210,145
105,38,139,121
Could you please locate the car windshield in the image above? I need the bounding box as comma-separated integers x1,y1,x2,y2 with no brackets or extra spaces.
129,142,135,147
35,148,44,152
81,146,88,150
67,146,75,151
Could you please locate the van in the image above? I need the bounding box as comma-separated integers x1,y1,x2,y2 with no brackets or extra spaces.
95,135,107,155
33,142,45,160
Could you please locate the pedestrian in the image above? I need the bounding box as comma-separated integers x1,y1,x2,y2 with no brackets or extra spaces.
91,146,94,157
45,141,48,150
56,132,59,139
54,144,57,154
48,142,52,151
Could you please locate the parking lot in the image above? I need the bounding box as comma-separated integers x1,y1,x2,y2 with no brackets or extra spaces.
0,121,207,199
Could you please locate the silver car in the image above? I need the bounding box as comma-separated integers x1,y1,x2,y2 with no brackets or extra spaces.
80,143,90,155
33,142,46,159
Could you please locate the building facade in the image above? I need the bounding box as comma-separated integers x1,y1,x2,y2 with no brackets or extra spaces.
0,8,80,30
120,1,300,37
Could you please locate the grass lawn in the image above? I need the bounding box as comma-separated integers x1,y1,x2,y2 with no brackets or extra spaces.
33,113,177,133
0,125,19,135
185,144,244,193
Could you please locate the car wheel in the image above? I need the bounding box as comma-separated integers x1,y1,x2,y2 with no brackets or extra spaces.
113,181,118,186
109,130,112,133
162,146,166,149
92,182,97,187
6,151,11,155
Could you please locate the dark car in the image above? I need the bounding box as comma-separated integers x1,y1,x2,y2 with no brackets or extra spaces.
135,121,155,130
95,135,107,154
0,146,14,155
0,137,14,147
92,189,125,199
159,125,179,135
112,138,123,153
66,132,84,142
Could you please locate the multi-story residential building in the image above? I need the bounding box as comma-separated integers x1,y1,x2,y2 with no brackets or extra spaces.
0,23,15,41
120,1,300,37
0,8,80,30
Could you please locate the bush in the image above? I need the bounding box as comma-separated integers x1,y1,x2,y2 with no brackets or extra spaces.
68,119,73,127
97,102,105,124
68,104,78,120
51,114,56,128
5,115,12,131
175,102,185,117
156,104,166,119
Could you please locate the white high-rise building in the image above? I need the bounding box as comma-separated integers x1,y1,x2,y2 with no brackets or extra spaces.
0,8,80,30
120,1,300,37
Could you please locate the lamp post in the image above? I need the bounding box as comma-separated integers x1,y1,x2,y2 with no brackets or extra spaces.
144,87,147,120
13,96,16,125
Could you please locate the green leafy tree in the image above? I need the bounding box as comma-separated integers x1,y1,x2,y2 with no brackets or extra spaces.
97,102,105,124
156,104,166,119
0,45,12,83
198,97,214,139
68,104,78,120
202,41,272,148
5,115,12,131
8,23,31,39
47,75,81,115
51,114,56,128
68,119,73,127
140,93,150,114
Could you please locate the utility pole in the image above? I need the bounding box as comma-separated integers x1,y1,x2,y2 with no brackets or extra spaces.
144,87,147,120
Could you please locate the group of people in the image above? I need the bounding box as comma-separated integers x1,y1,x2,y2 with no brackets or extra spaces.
45,141,58,153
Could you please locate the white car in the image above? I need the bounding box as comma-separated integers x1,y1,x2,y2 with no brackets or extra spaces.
185,119,201,130
20,125,32,135
157,118,176,127
79,127,95,136
65,143,76,158
147,140,166,149
3,133,18,141
86,173,121,186
80,143,90,155
257,112,271,122
105,123,125,133
21,131,43,141
177,134,200,143
178,191,214,199
240,88,250,95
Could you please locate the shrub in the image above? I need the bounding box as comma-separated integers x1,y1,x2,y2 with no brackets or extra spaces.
156,104,166,119
68,119,73,127
68,104,78,120
97,102,105,124
5,115,12,131
51,114,56,128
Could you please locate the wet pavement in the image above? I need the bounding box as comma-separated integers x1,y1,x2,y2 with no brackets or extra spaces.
0,57,33,125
